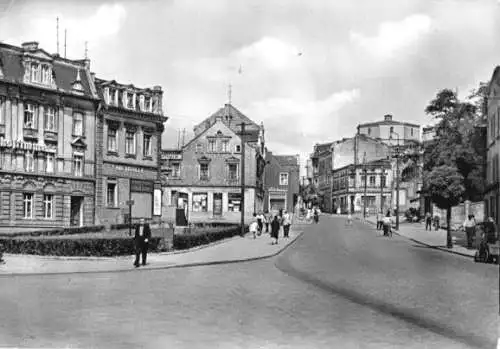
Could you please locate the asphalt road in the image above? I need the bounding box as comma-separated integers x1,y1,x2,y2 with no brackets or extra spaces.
0,216,497,348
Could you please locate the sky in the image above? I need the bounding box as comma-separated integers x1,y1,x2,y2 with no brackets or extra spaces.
0,0,499,174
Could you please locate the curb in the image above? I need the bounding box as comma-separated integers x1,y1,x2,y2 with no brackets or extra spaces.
353,217,474,259
0,231,304,277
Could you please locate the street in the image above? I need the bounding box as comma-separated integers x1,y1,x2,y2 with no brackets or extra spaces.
0,216,498,349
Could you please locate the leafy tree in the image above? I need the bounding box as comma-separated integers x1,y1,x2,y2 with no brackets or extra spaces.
425,165,465,248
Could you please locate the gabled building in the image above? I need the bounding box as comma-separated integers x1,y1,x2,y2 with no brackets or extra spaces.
94,78,167,225
161,104,266,223
0,41,100,228
263,152,300,214
309,142,333,211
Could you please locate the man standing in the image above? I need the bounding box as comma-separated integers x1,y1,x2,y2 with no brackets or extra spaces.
134,218,151,268
376,211,383,230
463,214,476,249
425,211,432,231
282,210,291,238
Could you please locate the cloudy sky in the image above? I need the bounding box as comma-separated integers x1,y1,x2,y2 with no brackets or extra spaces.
1,0,499,172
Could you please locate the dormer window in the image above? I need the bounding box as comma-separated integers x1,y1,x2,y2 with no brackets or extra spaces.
127,93,134,109
24,104,36,129
25,61,53,86
104,87,110,104
42,65,51,84
30,63,40,82
139,95,145,111
145,96,151,112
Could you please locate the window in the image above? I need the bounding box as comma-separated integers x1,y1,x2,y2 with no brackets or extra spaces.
280,172,289,186
24,103,35,128
25,151,34,172
44,106,56,131
368,128,371,135
143,134,152,157
30,63,40,82
199,163,209,180
196,143,203,153
23,193,33,219
43,194,53,219
369,175,376,186
228,193,242,212
389,126,394,134
109,89,117,105
46,153,54,173
73,112,83,136
139,95,145,111
125,130,136,155
42,65,51,84
228,163,238,180
107,128,117,152
192,193,208,212
127,93,134,109
222,140,229,152
171,163,181,178
73,154,83,176
381,175,386,187
145,96,151,112
235,145,241,153
411,128,414,137
0,96,4,124
107,181,117,207
208,140,216,152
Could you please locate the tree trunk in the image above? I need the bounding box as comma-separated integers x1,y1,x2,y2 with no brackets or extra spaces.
446,207,452,249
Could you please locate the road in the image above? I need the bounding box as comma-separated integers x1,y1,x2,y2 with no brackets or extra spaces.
0,216,497,348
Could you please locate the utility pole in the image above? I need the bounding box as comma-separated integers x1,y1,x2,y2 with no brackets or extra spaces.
56,17,59,55
363,152,367,219
380,169,385,213
239,123,247,236
391,131,401,231
64,29,67,58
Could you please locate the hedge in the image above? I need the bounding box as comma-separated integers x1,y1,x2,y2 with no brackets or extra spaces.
173,226,245,250
0,236,165,257
0,225,106,238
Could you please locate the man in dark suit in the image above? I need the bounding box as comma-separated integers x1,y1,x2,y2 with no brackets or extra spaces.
134,218,151,267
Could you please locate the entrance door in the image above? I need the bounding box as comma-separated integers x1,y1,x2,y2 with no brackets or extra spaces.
70,196,83,227
213,193,223,216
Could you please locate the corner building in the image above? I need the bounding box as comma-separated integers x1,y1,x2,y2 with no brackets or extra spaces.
94,79,166,225
0,41,99,228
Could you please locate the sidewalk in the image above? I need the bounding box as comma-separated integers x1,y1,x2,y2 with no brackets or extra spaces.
354,215,476,258
0,229,303,276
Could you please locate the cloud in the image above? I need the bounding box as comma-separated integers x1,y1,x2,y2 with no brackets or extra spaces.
350,14,432,59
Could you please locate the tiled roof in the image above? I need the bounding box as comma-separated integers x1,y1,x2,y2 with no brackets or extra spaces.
0,42,97,99
274,155,298,167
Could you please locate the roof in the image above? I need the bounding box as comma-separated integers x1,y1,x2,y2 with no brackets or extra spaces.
357,119,420,128
0,42,97,99
274,155,299,167
487,66,500,96
333,157,391,173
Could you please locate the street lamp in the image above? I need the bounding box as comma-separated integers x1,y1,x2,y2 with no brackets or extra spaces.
363,152,368,219
390,130,401,231
380,169,386,214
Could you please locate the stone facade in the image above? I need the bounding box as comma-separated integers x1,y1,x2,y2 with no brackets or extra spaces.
263,152,300,214
357,114,420,147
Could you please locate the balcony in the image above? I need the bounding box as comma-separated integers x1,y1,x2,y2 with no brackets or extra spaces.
23,127,38,140
0,124,5,136
44,130,58,143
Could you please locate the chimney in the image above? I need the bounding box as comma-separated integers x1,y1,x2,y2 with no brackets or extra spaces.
153,85,162,92
90,72,96,83
384,114,393,121
83,58,90,70
22,41,39,51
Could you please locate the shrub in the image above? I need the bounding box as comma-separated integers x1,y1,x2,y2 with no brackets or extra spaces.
0,225,106,238
173,226,243,250
0,236,166,257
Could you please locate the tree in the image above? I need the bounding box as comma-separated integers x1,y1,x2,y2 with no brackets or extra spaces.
425,165,465,248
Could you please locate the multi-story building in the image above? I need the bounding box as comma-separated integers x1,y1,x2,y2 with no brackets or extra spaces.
0,41,100,228
310,142,333,211
161,103,266,223
485,66,500,225
94,78,166,225
357,114,420,147
263,152,300,214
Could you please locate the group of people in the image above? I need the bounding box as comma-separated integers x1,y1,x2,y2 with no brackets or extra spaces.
376,211,394,237
249,210,292,245
424,212,441,231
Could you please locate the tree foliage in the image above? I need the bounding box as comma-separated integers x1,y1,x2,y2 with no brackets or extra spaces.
423,86,487,201
424,165,465,210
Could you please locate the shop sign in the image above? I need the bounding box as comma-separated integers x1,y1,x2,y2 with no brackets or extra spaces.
0,138,47,152
153,189,162,216
109,163,144,174
131,179,154,193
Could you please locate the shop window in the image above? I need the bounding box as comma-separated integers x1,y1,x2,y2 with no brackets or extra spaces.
107,128,117,152
125,130,136,155
171,162,181,178
280,172,289,186
25,151,35,172
143,134,152,157
228,193,241,212
107,181,117,207
24,103,36,129
228,163,238,180
208,140,216,152
369,175,376,186
73,154,83,176
46,153,55,173
73,112,84,136
192,193,208,212
43,194,53,219
23,193,33,219
44,106,57,131
199,163,209,180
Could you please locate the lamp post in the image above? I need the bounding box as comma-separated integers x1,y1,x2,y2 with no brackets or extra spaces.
380,169,386,213
363,152,367,219
390,130,400,231
237,122,253,236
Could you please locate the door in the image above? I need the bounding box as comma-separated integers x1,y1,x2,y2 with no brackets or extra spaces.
70,196,83,227
213,193,223,216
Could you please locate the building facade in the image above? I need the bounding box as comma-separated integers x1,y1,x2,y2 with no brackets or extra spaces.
357,114,420,147
310,142,333,211
263,152,300,214
485,66,500,225
0,41,100,228
94,78,166,225
161,104,266,223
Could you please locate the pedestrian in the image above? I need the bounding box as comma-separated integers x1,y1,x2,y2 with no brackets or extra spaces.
376,211,383,230
264,211,270,233
0,243,5,265
250,213,259,239
484,216,498,243
314,207,319,224
434,212,441,231
134,218,151,268
256,212,264,236
463,214,476,249
346,212,353,226
383,212,392,237
425,211,432,231
283,210,291,238
271,215,280,245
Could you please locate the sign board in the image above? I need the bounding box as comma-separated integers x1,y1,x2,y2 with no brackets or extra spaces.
153,188,162,216
130,179,154,193
126,200,135,206
0,138,48,152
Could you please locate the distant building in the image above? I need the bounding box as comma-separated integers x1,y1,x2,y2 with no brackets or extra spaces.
161,104,266,223
94,78,166,225
485,66,500,225
310,142,333,211
357,114,420,147
263,152,300,214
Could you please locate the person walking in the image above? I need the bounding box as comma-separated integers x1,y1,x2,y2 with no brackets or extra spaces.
425,211,432,231
249,213,259,239
434,212,441,231
376,211,383,230
264,211,270,233
383,212,392,237
463,214,476,249
313,207,320,224
271,215,280,245
256,212,264,236
282,210,291,238
134,218,151,268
